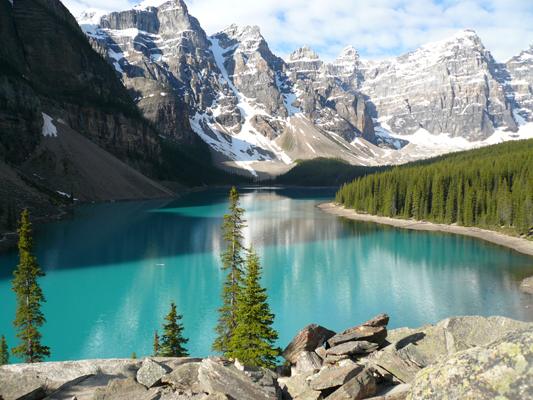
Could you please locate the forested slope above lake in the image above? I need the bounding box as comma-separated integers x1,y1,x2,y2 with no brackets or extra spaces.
335,139,533,236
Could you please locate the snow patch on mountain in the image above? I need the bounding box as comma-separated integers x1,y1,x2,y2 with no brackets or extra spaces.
42,113,57,137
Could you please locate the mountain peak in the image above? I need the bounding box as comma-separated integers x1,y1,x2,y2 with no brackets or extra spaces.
132,0,177,11
220,24,263,41
285,46,320,63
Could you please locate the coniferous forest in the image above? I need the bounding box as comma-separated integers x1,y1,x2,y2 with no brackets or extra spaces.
335,139,533,236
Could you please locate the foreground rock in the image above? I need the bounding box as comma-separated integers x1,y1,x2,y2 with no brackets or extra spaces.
408,327,533,399
0,357,280,400
1,315,532,400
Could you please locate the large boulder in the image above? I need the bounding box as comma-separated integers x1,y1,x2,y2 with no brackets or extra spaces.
408,327,533,399
329,315,389,347
326,367,376,400
283,325,336,364
160,362,202,393
137,358,168,388
198,357,278,400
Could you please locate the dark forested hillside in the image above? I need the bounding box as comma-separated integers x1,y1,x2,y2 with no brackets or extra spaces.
335,140,533,236
273,157,388,187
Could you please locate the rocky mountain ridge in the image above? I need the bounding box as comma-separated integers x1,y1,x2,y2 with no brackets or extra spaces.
77,0,533,177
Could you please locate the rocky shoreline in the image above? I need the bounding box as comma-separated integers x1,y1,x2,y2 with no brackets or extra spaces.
1,314,532,400
318,202,533,294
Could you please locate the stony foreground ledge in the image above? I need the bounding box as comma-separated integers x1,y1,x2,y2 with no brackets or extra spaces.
1,315,532,400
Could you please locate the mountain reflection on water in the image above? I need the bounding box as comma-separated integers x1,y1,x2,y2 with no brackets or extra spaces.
0,187,532,361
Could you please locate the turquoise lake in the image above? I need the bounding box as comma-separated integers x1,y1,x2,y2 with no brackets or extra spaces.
1,187,533,362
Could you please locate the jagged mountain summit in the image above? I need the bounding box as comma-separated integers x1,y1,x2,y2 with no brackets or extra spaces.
77,0,533,177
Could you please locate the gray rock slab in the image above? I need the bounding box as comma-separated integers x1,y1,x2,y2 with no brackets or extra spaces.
198,358,276,400
408,327,533,399
93,377,147,400
310,364,364,391
296,351,323,374
161,362,202,393
0,358,142,400
326,341,379,356
294,389,324,400
326,368,377,400
278,371,314,399
367,384,411,400
137,358,168,388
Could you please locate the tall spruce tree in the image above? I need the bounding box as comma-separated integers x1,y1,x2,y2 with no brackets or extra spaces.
0,334,8,365
11,209,50,363
159,301,189,357
212,187,247,354
226,245,280,367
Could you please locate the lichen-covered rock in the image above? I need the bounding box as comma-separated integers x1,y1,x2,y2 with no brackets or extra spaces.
137,358,168,388
408,327,533,399
283,325,336,364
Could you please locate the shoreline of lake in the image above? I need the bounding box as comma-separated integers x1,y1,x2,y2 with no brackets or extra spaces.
317,202,533,295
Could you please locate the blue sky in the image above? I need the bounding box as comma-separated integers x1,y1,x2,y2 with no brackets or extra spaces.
65,0,533,62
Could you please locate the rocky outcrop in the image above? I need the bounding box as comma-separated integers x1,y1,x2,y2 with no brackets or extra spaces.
1,315,532,400
0,356,281,400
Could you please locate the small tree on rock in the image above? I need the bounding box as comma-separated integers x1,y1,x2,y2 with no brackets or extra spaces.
11,209,50,363
153,330,160,357
212,187,247,355
226,244,281,367
159,301,189,357
0,334,9,365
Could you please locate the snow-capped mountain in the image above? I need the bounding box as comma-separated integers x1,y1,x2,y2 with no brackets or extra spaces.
77,0,533,177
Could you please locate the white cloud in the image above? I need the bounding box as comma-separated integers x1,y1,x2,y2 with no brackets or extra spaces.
63,0,533,63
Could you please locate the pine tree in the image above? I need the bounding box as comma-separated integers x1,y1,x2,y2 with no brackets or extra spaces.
11,209,50,363
212,187,247,355
226,245,281,367
159,301,188,357
0,334,9,365
153,330,160,357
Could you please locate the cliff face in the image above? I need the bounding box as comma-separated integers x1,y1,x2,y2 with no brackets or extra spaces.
0,0,162,175
353,30,516,140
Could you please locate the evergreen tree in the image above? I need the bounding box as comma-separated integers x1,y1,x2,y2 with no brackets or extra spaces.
0,334,8,365
226,245,281,367
153,330,160,357
212,187,247,354
11,209,50,363
159,301,188,357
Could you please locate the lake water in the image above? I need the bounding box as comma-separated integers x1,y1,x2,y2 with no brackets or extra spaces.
1,187,533,362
